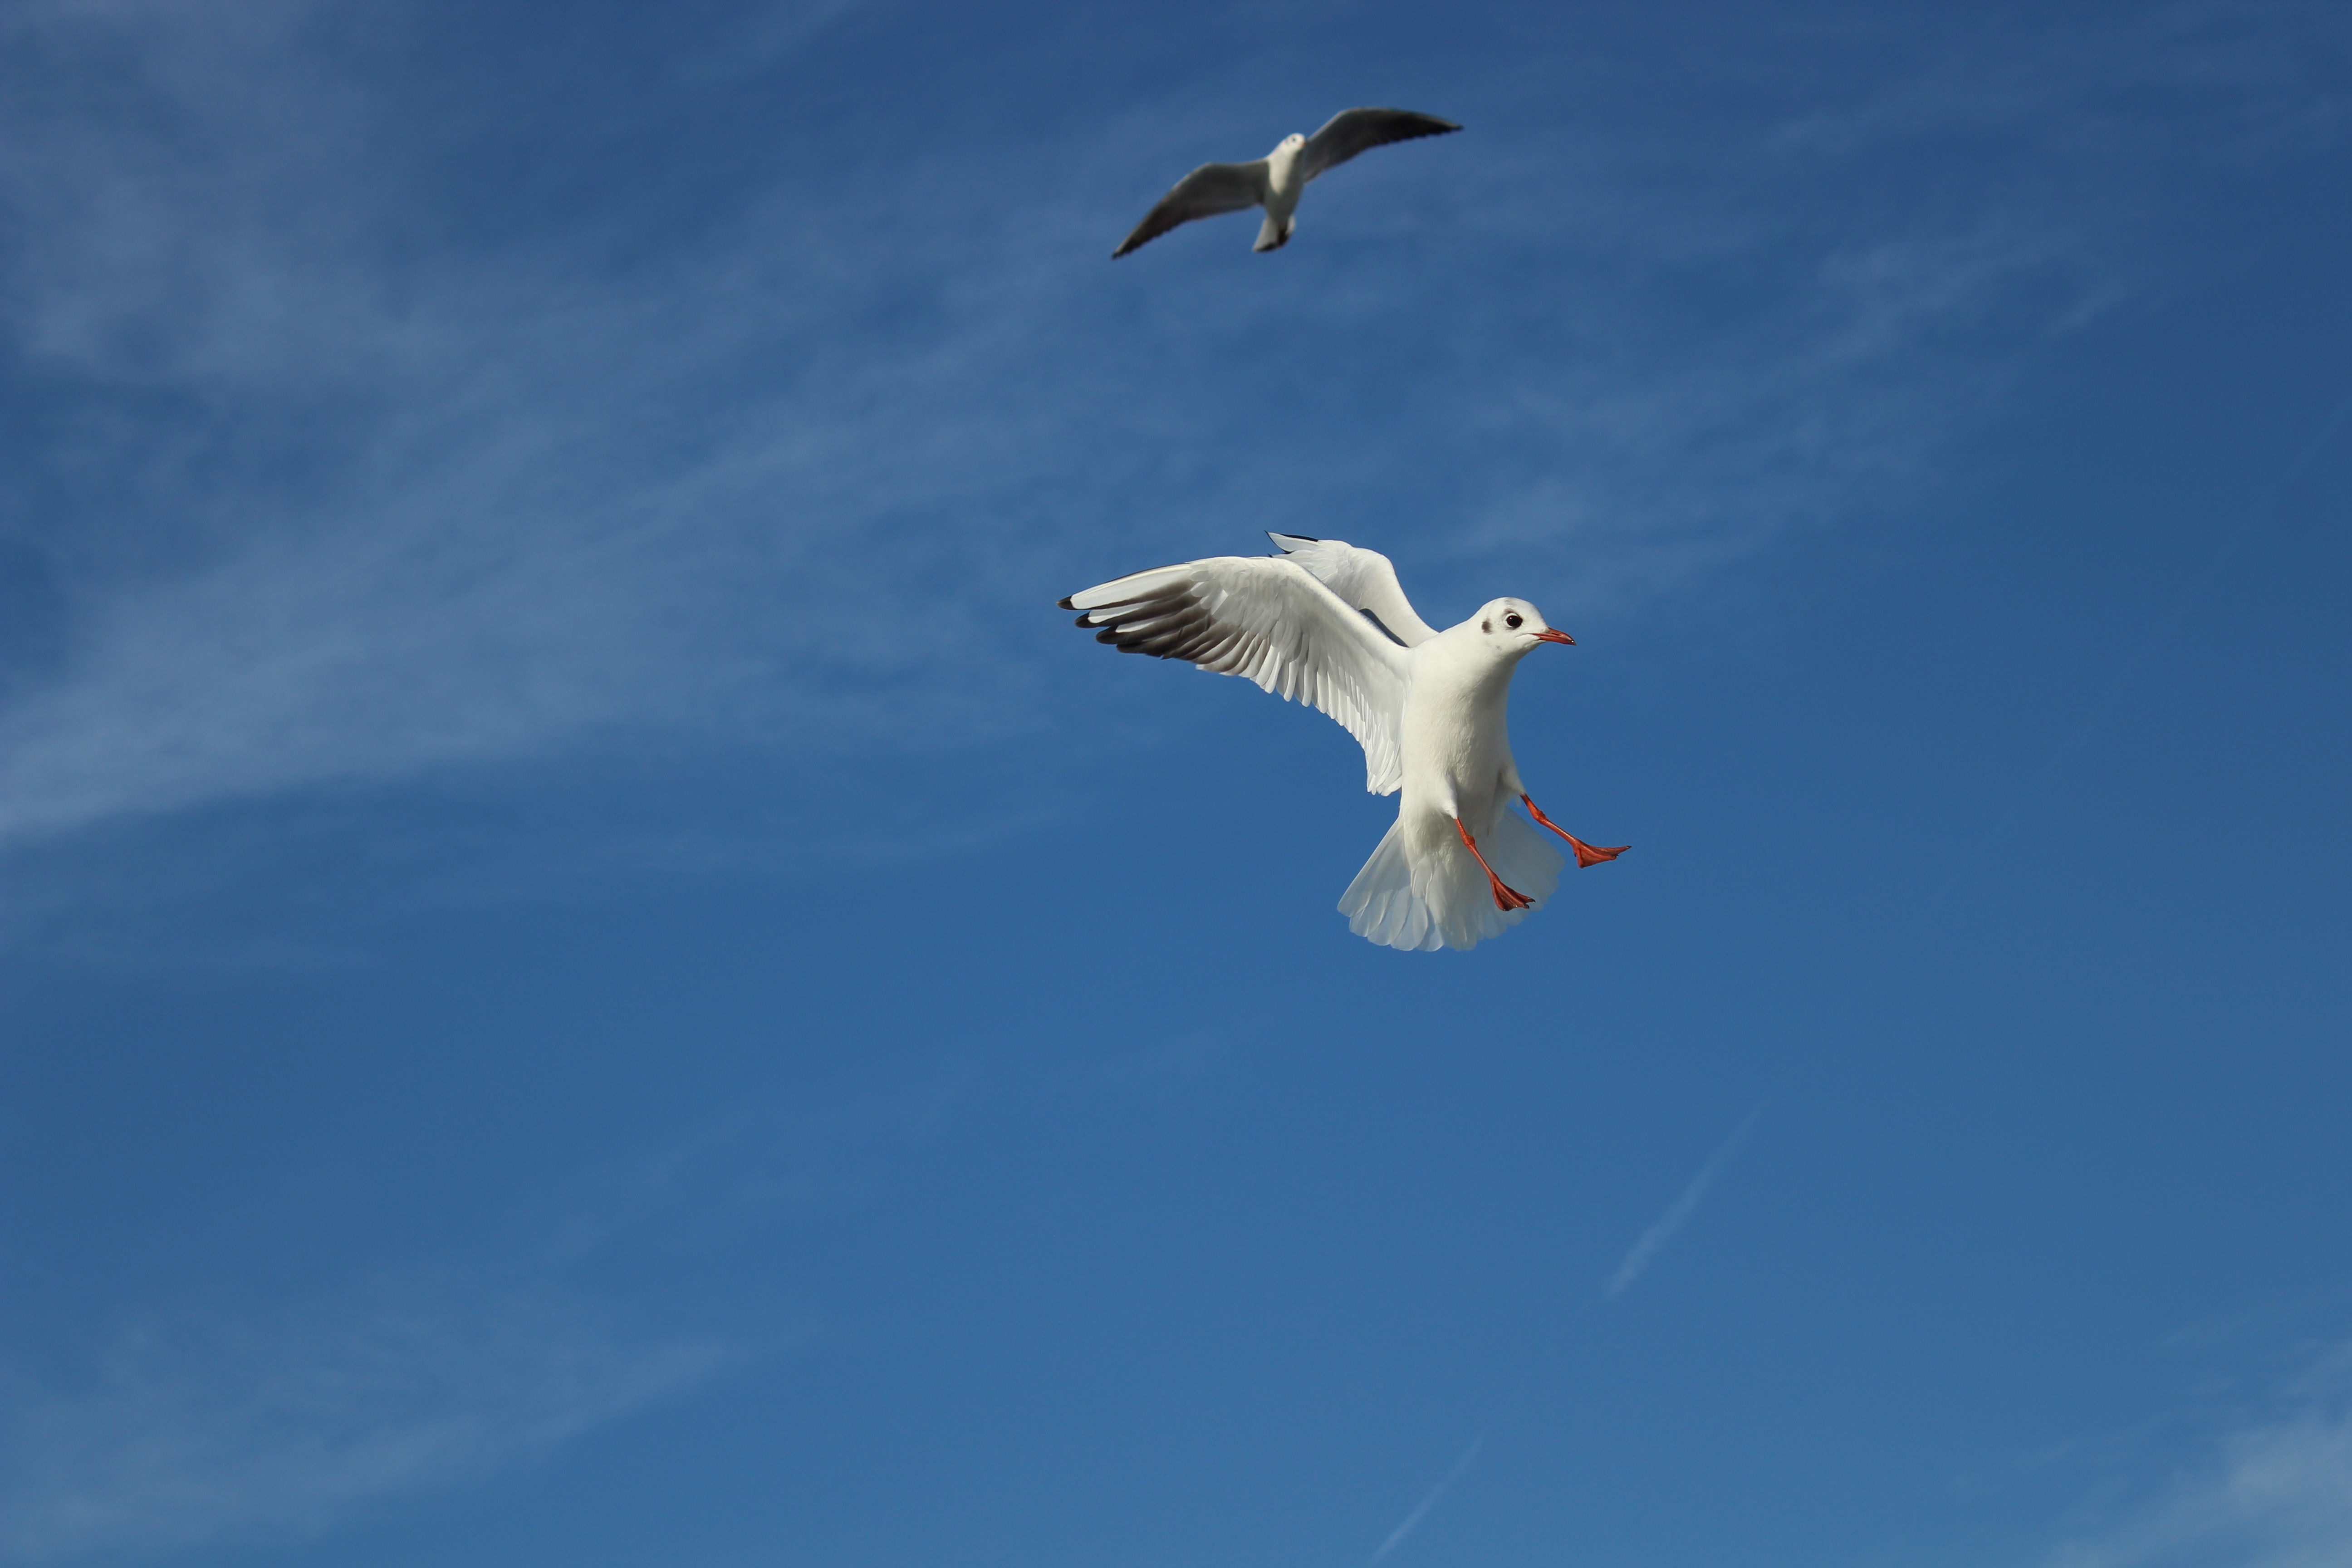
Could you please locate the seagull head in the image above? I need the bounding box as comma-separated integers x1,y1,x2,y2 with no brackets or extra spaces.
1278,132,1307,150
1474,598,1574,655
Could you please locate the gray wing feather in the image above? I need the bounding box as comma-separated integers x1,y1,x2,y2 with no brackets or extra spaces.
1058,555,1411,794
1112,161,1271,257
1298,108,1461,182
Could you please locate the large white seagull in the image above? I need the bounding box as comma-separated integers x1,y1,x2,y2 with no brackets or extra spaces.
1059,534,1627,951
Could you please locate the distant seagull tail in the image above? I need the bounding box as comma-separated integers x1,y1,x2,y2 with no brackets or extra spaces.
1253,213,1294,252
1340,808,1562,952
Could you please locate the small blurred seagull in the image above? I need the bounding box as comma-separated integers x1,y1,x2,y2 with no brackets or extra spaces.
1112,108,1461,258
1058,534,1627,952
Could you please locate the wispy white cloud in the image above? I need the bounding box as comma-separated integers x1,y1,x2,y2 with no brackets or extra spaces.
0,1027,1068,1563
1605,1099,1768,1298
0,0,2337,880
0,1056,963,1562
0,1272,725,1563
0,1038,1122,1562
2043,1340,2352,1568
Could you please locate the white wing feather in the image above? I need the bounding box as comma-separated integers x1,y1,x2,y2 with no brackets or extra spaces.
1112,161,1272,257
1265,533,1443,647
1061,555,1410,794
1298,108,1462,183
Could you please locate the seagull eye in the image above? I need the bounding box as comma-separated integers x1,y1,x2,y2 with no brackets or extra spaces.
1504,612,1523,630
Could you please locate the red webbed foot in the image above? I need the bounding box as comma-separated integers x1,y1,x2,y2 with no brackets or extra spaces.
1455,818,1536,911
1520,794,1629,869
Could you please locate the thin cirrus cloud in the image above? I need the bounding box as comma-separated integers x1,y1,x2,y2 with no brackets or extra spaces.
0,1,2331,870
0,1050,994,1563
0,1273,727,1564
2043,1341,2352,1568
0,1078,918,1563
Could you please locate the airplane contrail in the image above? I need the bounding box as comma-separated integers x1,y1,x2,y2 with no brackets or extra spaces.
1366,1430,1485,1567
1606,1099,1769,1298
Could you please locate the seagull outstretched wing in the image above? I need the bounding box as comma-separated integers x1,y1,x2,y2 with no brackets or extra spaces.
1265,533,1443,647
1298,108,1462,182
1061,555,1411,793
1112,161,1271,258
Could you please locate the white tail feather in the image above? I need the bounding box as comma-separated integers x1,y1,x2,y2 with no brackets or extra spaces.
1339,808,1564,952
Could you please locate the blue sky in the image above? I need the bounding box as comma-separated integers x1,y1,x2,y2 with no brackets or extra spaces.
2,0,2348,1563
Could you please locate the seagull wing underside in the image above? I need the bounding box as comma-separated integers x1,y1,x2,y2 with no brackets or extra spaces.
1112,161,1271,257
1061,555,1411,794
1265,533,1443,647
1298,107,1461,182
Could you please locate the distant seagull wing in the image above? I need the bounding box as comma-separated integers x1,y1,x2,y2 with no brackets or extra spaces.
1298,107,1461,183
1265,533,1443,647
1112,161,1272,257
1061,555,1411,793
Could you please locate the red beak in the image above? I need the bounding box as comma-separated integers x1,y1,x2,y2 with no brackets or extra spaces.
1535,628,1575,645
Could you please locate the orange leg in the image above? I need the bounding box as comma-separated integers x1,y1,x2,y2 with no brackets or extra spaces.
1521,794,1629,869
1455,818,1536,912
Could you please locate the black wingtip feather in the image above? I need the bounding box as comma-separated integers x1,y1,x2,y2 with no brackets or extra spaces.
1066,582,1221,662
1056,595,1076,609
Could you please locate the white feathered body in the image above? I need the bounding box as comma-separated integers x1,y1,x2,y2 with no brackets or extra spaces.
1343,623,1563,952
1254,135,1307,251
